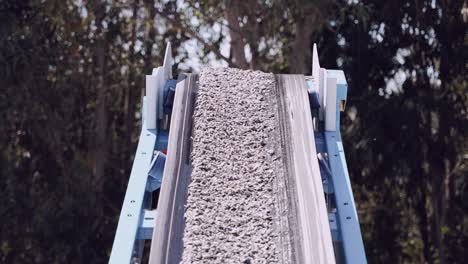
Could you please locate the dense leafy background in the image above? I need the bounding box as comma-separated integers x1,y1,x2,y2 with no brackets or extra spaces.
0,0,466,263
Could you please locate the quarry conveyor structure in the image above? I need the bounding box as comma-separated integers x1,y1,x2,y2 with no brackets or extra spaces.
109,43,367,264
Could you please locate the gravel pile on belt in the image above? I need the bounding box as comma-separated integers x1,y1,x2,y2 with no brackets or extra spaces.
181,67,288,263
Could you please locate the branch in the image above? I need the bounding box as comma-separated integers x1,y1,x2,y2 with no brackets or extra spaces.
155,9,238,68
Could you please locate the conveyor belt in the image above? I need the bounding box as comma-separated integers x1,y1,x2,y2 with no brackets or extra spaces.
149,73,335,263
276,75,335,263
149,74,196,263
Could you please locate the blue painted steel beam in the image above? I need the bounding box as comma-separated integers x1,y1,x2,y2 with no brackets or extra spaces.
325,131,366,263
321,70,366,263
137,210,157,240
109,125,157,263
328,212,340,241
110,75,174,262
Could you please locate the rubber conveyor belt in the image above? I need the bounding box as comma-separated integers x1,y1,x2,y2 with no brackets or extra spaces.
149,73,335,264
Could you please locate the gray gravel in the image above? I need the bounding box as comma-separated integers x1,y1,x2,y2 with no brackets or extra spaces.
181,68,288,263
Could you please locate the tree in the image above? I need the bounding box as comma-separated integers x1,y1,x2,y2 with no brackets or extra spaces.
0,0,181,262
0,0,466,263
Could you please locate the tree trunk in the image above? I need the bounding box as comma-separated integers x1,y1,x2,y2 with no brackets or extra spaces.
143,0,157,103
90,2,108,192
417,183,433,264
123,0,139,172
290,17,312,74
430,159,445,264
244,1,261,70
224,2,248,69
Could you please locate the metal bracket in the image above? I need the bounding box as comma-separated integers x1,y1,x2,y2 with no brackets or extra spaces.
137,210,157,240
146,152,166,192
146,42,173,130
164,79,177,114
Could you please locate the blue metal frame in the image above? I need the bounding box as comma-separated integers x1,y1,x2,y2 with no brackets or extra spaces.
313,70,367,263
110,66,366,263
109,96,168,263
109,123,156,262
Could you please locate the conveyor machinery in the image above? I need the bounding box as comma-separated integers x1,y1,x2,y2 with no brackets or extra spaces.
109,43,367,263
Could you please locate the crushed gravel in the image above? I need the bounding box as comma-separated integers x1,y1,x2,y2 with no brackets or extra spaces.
181,67,288,263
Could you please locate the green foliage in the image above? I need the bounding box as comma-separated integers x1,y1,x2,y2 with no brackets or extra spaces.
0,0,466,263
0,0,179,262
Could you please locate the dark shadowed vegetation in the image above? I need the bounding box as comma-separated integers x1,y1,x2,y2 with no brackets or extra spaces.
0,0,466,263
